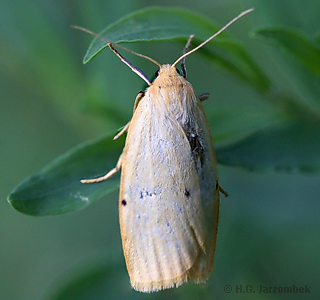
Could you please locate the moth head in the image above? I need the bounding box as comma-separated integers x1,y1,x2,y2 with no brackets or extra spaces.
154,65,181,79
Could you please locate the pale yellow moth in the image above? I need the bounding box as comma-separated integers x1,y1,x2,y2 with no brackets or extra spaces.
76,8,253,292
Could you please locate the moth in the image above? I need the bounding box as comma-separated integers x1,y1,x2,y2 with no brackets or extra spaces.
76,8,253,292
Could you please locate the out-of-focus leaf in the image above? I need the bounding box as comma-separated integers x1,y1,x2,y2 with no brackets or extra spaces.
206,104,281,144
48,260,214,300
216,119,320,172
251,26,320,80
81,6,269,93
8,132,124,216
48,261,130,300
9,115,320,217
83,6,230,59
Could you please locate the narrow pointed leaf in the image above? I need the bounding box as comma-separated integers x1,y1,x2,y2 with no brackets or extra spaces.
252,26,320,79
82,6,269,93
216,119,320,172
9,116,320,217
8,132,124,216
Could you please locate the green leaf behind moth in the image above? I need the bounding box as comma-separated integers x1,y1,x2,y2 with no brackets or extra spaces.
48,260,212,300
8,118,320,217
82,6,269,93
251,26,320,80
8,132,124,216
48,262,128,300
83,6,223,62
216,119,320,172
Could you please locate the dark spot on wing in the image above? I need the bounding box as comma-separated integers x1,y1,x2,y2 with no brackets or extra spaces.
140,190,149,199
184,188,190,198
121,199,127,206
186,131,205,167
140,189,157,199
166,221,173,234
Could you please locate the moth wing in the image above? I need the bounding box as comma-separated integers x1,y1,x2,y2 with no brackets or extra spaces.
186,93,220,280
119,92,218,292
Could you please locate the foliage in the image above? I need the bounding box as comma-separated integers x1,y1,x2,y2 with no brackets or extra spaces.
8,7,320,216
5,6,320,300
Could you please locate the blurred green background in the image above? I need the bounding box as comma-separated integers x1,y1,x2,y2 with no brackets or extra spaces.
1,0,319,299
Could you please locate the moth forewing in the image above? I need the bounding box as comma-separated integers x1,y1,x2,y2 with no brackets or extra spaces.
118,65,219,292
77,8,254,293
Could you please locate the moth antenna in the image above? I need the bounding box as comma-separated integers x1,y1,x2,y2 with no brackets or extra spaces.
71,25,162,73
172,8,254,67
108,43,151,85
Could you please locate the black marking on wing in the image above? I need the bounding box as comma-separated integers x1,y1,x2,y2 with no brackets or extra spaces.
139,187,158,199
186,130,205,169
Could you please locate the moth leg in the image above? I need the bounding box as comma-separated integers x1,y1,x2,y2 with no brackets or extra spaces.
81,153,123,183
133,91,145,112
199,93,210,101
113,92,144,141
113,122,130,140
216,181,229,197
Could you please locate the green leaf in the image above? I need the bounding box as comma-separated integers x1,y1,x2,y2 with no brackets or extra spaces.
48,260,215,300
8,132,124,216
83,6,223,61
216,119,320,172
82,6,269,93
251,26,320,80
206,104,281,143
48,262,130,300
8,116,320,217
